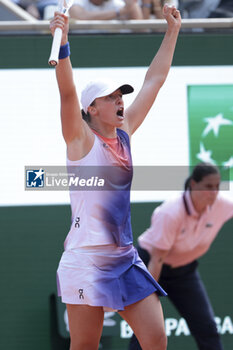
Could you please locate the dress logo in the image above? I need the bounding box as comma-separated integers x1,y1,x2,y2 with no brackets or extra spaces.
75,217,80,228
78,289,84,299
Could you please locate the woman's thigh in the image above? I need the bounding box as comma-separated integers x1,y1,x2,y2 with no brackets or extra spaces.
66,304,104,350
119,293,167,350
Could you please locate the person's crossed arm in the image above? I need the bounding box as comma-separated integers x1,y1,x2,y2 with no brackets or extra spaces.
69,0,143,20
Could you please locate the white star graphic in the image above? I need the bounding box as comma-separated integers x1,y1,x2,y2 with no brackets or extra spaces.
202,113,232,137
34,169,44,181
196,143,216,164
222,156,233,168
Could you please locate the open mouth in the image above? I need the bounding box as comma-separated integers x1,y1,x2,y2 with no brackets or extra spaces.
117,108,124,117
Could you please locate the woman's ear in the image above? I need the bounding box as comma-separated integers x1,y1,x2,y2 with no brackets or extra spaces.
190,179,197,191
87,105,97,117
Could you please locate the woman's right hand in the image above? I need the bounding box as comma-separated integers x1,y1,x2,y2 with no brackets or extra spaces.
50,12,69,46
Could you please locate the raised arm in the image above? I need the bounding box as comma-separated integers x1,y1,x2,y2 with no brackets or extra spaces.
50,13,93,159
124,5,181,136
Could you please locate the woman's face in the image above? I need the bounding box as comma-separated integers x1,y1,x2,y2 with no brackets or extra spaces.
191,173,221,209
90,89,125,128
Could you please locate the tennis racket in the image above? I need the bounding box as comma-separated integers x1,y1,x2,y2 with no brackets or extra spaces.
48,0,73,66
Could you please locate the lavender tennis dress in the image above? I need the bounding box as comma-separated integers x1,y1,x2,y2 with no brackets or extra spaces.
57,129,166,310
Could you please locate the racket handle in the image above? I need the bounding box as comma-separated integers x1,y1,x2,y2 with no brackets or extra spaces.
48,27,63,66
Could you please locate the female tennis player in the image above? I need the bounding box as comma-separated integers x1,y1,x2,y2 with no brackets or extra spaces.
129,162,233,350
50,4,181,350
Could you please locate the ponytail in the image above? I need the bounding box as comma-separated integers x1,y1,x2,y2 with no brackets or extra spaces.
184,175,192,191
81,109,91,123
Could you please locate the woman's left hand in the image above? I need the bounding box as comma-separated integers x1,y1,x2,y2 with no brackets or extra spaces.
163,4,181,31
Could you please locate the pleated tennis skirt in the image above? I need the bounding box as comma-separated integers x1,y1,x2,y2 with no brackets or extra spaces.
57,244,167,311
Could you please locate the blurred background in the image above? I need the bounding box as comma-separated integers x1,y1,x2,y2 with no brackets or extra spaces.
0,1,233,349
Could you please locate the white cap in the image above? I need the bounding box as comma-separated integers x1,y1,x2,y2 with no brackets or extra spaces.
81,79,134,113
